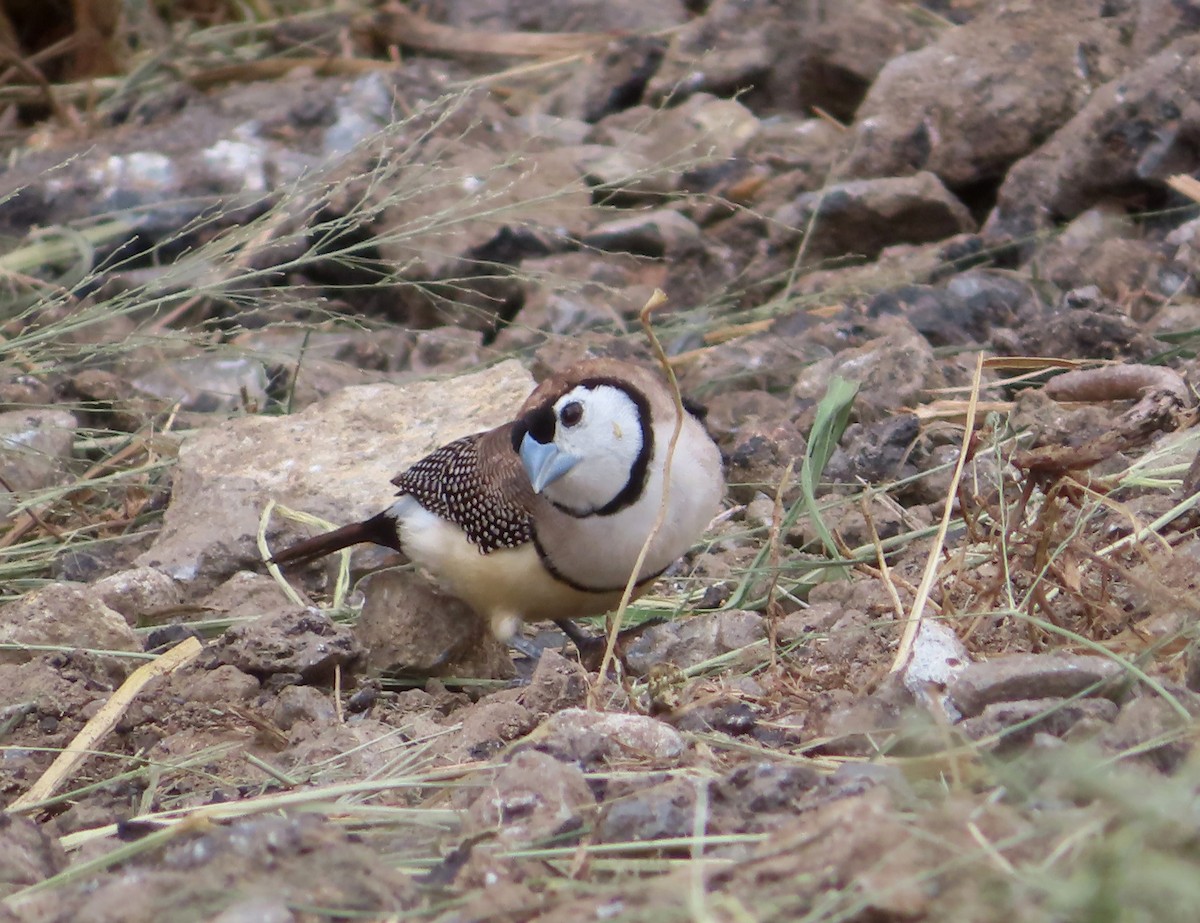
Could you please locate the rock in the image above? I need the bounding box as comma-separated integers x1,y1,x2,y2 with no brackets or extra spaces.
437,0,687,32
171,663,258,705
278,717,419,781
519,648,589,716
211,609,362,683
232,327,413,412
958,697,1118,748
407,327,487,375
545,36,667,123
825,414,921,487
791,319,936,423
1133,0,1200,58
622,611,767,676
592,95,761,169
1027,206,1167,313
91,567,183,626
900,619,971,720
674,326,830,400
947,653,1127,719
845,0,1129,188
770,172,975,267
58,368,152,432
666,691,759,737
712,761,821,825
370,138,589,333
582,208,701,258
0,582,141,665
491,251,651,352
464,749,595,845
0,813,67,899
130,355,270,414
0,409,77,517
353,569,515,680
208,897,295,923
274,683,337,729
866,269,1034,347
986,34,1200,244
818,675,913,756
703,389,794,448
30,814,416,923
538,708,685,767
579,147,679,206
597,777,703,844
194,571,302,624
136,360,534,587
450,700,537,763
1100,694,1194,772
648,0,934,120
997,287,1163,362
0,371,54,410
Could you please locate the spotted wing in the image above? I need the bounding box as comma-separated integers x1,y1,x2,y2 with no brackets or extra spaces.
391,430,536,553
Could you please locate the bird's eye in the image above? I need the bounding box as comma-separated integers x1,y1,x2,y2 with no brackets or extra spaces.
559,401,583,427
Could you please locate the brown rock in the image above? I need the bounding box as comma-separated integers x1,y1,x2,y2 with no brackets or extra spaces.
211,609,362,683
622,611,767,676
846,0,1130,187
353,569,515,680
770,172,975,268
0,813,67,899
0,409,77,518
947,653,1127,719
519,648,589,716
539,708,685,767
986,34,1200,244
0,583,140,665
464,749,595,845
91,567,183,626
958,697,1118,748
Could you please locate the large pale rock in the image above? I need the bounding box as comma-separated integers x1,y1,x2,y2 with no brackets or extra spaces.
137,361,535,587
0,582,141,664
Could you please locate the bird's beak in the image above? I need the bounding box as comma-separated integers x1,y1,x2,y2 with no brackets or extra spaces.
520,433,580,493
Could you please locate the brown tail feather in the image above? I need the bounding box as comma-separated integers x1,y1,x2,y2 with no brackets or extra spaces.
268,511,402,568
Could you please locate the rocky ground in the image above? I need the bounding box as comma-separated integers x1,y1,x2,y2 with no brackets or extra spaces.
3,0,1200,920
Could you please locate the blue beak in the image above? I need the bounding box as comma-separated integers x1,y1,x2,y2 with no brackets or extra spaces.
519,433,580,493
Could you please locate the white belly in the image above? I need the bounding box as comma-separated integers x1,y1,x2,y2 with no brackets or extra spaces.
390,498,630,639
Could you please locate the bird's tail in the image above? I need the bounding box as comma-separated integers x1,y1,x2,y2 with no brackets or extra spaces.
268,511,402,568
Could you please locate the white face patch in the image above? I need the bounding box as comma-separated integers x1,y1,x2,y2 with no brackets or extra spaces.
541,384,646,514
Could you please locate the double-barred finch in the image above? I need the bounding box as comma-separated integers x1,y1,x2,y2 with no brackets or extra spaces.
269,358,725,645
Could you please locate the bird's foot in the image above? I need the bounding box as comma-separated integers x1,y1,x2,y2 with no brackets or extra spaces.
553,617,666,673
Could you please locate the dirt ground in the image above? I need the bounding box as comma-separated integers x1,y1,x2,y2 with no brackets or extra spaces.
3,1,1200,921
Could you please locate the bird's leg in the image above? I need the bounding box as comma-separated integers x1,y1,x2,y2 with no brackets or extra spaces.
507,633,544,662
553,617,668,673
555,618,616,672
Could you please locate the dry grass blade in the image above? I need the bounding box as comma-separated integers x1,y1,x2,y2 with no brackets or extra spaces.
591,288,683,698
890,352,984,674
1167,173,1200,203
370,2,615,59
9,637,202,811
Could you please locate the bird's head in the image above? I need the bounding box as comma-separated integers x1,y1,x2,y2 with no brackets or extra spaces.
511,370,652,517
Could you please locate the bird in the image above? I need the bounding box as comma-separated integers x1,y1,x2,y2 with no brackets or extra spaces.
268,358,725,655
